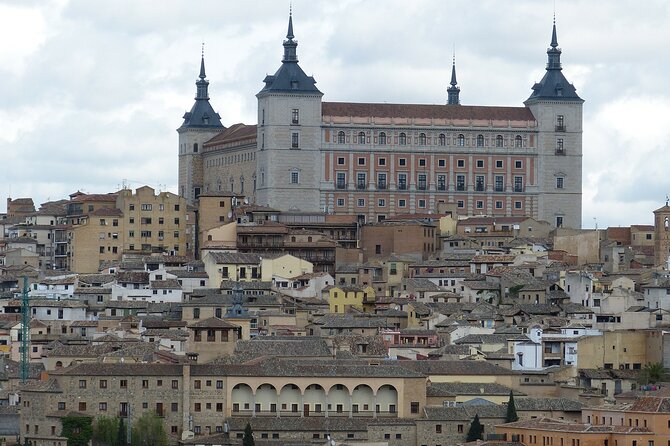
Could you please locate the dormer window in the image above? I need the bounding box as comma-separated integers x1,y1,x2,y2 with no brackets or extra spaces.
291,80,298,89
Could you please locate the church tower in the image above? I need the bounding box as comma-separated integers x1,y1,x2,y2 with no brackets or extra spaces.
447,56,460,105
654,201,670,268
255,11,323,211
178,50,224,203
525,19,584,229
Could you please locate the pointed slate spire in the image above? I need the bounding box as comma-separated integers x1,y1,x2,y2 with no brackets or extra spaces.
283,8,298,63
199,43,207,79
447,54,461,105
546,17,562,70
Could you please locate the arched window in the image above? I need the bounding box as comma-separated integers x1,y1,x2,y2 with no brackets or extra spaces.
379,132,387,145
476,135,484,147
399,133,407,145
419,133,427,146
496,135,504,147
358,132,366,144
338,131,345,144
308,236,313,242
439,134,446,146
515,135,523,148
457,134,465,147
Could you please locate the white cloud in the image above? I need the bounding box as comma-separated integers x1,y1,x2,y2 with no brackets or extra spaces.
0,0,669,229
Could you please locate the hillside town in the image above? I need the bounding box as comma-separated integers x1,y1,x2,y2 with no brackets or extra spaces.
1,8,669,446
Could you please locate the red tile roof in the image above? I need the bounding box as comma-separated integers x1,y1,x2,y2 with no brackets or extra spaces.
322,102,535,121
204,123,257,146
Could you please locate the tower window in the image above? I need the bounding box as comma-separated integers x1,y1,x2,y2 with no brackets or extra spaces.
556,138,564,154
556,114,565,131
291,132,299,149
290,171,299,184
556,216,564,228
556,177,564,189
193,143,198,153
291,108,299,125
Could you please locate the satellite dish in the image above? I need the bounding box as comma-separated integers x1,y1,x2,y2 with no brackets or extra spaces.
181,430,195,441
227,211,233,219
244,197,249,204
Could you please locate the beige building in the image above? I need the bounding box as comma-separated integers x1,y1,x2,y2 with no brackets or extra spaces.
577,330,663,370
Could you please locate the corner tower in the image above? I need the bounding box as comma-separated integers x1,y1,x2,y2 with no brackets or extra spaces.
654,201,670,268
178,50,224,203
255,11,323,211
447,56,460,105
525,19,584,229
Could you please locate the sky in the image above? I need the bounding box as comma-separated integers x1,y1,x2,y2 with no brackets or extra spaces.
1,0,669,228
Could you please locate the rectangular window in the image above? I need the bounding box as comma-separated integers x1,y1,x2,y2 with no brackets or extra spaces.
100,380,107,389
377,173,387,189
378,199,386,207
337,157,345,165
398,173,407,190
514,176,523,192
79,380,86,389
515,160,523,169
457,159,465,168
495,175,504,192
556,216,564,228
456,175,466,191
475,175,485,191
398,199,406,207
99,402,107,411
418,174,427,190
556,114,565,131
418,199,426,208
515,201,522,209
378,157,386,166
141,204,152,211
336,172,346,189
358,157,365,165
476,200,484,209
336,198,345,207
495,201,503,209
418,158,426,167
457,200,464,208
556,138,564,154
556,177,564,189
291,108,299,125
437,175,446,191
357,198,365,207
357,173,366,189
398,158,406,166
496,160,503,168
291,171,299,184
476,159,484,168
438,159,446,167
291,132,299,149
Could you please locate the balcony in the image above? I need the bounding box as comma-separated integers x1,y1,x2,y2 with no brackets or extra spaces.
555,148,565,156
555,125,565,132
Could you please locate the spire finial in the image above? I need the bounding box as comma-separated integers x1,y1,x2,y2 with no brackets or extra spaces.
287,5,294,40
199,42,206,79
550,14,559,48
447,46,460,105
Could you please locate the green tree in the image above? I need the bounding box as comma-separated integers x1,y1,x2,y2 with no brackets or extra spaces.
505,390,519,423
117,418,127,446
93,416,121,446
243,422,255,446
466,414,484,442
130,412,168,446
639,362,670,385
61,416,94,446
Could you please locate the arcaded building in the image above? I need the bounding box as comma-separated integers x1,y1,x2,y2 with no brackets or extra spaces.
178,15,583,229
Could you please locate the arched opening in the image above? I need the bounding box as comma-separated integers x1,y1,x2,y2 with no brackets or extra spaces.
399,133,407,145
376,385,398,417
255,384,278,415
231,383,254,415
328,384,350,416
338,131,345,144
439,134,446,146
496,135,504,147
457,134,465,146
358,132,366,144
352,384,374,416
515,135,523,147
419,133,427,146
477,134,484,147
304,384,327,416
279,384,301,416
379,132,387,145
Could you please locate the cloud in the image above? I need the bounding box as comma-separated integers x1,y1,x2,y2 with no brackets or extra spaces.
0,0,669,230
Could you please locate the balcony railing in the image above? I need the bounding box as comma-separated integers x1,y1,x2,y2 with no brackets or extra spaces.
555,125,565,132
555,148,565,156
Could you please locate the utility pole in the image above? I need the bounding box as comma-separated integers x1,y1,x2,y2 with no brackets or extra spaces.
20,276,30,383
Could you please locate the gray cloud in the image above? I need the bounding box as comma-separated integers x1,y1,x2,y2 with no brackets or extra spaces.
1,0,669,228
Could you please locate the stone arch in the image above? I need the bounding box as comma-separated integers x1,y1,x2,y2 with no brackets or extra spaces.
231,383,254,414
352,384,374,415
304,384,327,415
255,383,278,414
328,384,350,415
279,384,301,415
376,384,398,415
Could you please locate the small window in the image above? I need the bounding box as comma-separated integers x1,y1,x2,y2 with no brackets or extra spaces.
337,157,345,165
418,199,426,208
496,135,504,147
398,199,406,207
476,134,484,147
337,131,345,144
515,135,523,147
457,134,465,146
457,159,465,168
438,159,446,167
515,160,523,169
379,132,387,145
496,160,503,168
476,159,484,168
358,132,366,144
358,157,365,165
399,133,407,145
439,133,446,145
378,157,386,166
291,171,299,184
291,108,299,125
457,200,464,208
556,177,564,189
419,133,427,145
291,132,299,149
398,158,407,166
357,198,365,207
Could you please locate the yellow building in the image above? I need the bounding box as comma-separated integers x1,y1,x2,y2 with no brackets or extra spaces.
326,285,375,314
69,208,125,273
577,330,662,370
116,186,191,256
261,253,313,281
